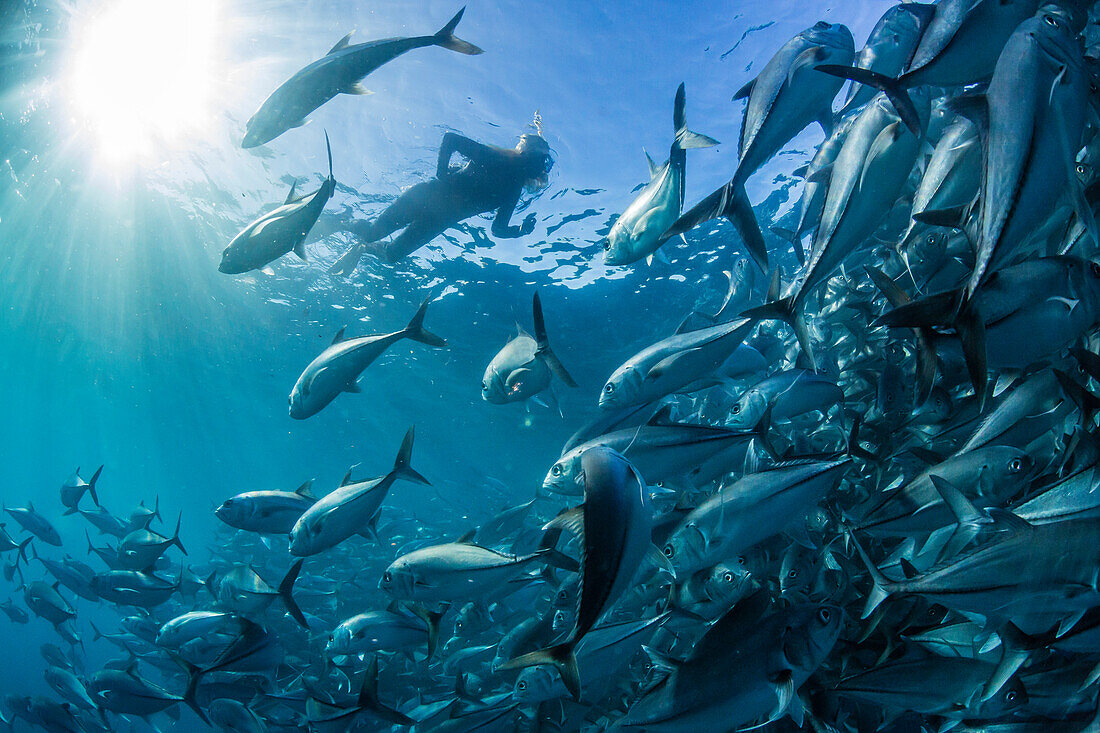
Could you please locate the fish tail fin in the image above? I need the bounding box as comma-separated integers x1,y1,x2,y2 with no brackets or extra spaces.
742,295,816,371
672,83,719,152
665,181,768,273
181,661,210,725
534,547,580,573
406,602,447,659
865,265,939,402
278,558,309,630
498,643,581,700
982,621,1032,702
770,226,806,266
532,291,577,388
402,296,447,348
358,656,416,725
171,512,187,556
392,426,431,486
843,525,893,619
328,243,365,276
815,65,920,134
433,7,484,55
324,129,333,180
954,297,988,409
88,465,103,507
15,537,30,567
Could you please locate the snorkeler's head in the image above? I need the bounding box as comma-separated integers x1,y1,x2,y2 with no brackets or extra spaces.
517,133,553,191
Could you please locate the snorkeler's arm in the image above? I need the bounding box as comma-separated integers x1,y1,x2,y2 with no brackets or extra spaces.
491,190,536,239
437,133,498,177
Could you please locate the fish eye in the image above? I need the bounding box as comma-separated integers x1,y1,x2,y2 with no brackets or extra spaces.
1091,262,1100,278
926,234,935,245
1043,14,1057,26
732,404,740,414
788,569,799,579
551,464,562,477
737,556,746,566
1077,164,1087,175
602,240,611,251
722,572,733,583
1009,458,1023,472
1005,690,1017,703
382,572,391,583
517,680,526,691
818,608,831,624
604,383,614,393
663,545,674,558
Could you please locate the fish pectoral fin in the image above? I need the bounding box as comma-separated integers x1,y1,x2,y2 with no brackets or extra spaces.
293,240,308,261
737,671,794,732
859,122,903,191
343,82,373,96
641,645,679,674
504,368,535,391
643,148,660,179
789,45,826,78
645,348,701,381
732,77,755,102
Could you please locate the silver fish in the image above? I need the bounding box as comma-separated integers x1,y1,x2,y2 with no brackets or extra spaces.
604,83,718,266
242,8,482,148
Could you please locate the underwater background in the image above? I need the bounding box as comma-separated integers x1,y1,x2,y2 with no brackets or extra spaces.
6,0,1100,730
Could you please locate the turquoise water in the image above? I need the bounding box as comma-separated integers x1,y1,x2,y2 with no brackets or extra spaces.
3,0,1097,730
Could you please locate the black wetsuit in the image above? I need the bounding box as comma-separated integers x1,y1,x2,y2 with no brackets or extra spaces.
339,133,550,267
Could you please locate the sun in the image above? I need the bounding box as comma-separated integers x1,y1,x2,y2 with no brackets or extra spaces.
67,0,222,163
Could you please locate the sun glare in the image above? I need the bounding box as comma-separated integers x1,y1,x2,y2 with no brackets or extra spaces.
68,0,221,163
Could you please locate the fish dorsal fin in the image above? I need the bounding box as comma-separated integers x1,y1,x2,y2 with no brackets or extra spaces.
340,469,354,487
295,480,315,499
643,149,660,178
456,530,477,544
331,326,348,346
327,32,354,55
284,179,298,205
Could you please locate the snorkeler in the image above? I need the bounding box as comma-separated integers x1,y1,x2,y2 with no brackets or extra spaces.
330,124,554,274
